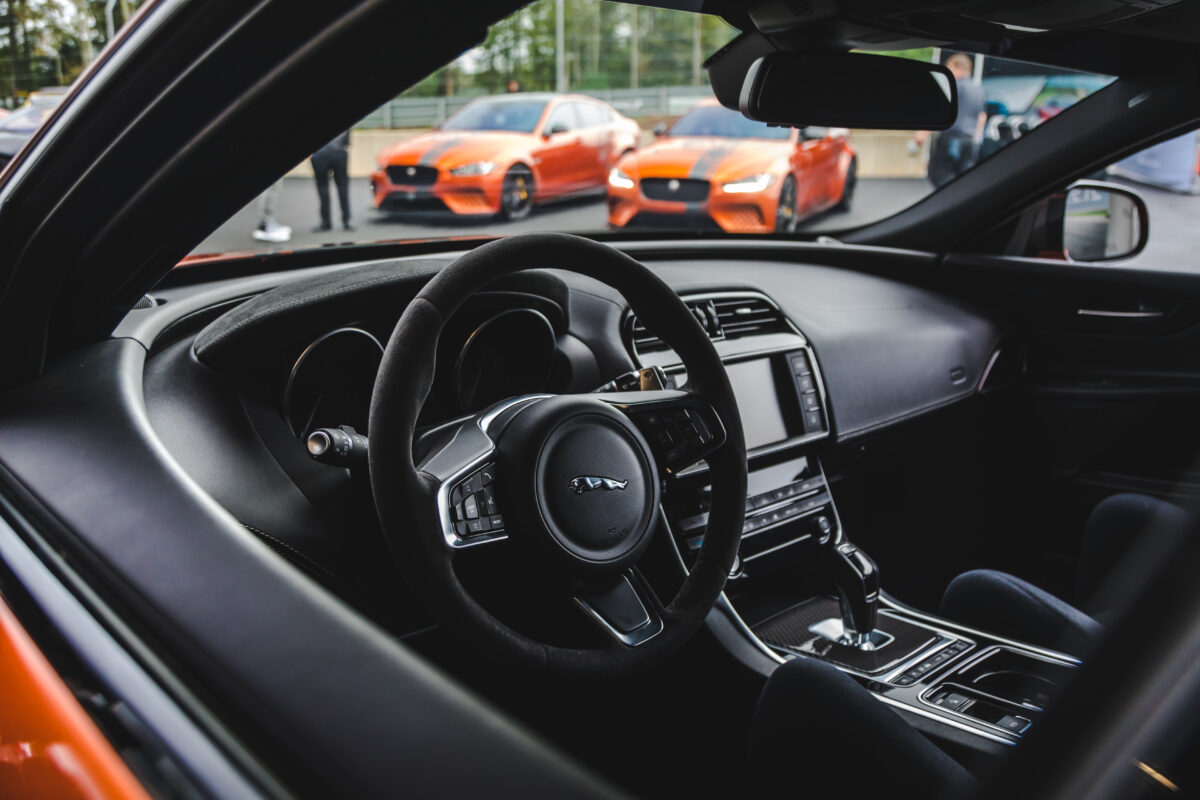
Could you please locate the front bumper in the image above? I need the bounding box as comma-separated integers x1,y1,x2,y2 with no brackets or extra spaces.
607,177,781,234
370,167,505,216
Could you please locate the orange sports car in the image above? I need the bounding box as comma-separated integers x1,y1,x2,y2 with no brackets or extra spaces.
607,99,856,234
372,93,639,219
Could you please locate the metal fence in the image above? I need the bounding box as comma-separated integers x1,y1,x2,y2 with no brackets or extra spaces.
356,85,715,129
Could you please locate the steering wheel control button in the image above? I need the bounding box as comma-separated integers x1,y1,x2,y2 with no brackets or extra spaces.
448,462,504,538
631,402,721,472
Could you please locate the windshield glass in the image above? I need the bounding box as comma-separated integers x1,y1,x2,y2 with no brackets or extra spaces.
0,105,55,134
0,0,1120,259
442,98,549,133
669,105,792,140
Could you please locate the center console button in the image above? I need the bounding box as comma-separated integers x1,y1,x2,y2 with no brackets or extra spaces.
996,715,1031,734
932,692,969,711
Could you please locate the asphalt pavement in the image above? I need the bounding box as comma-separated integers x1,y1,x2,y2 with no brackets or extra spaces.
193,175,1199,273
193,177,931,255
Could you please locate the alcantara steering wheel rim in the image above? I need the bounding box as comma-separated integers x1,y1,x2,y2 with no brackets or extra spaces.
368,233,747,677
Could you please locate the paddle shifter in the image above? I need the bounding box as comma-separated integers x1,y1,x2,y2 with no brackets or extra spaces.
828,541,882,650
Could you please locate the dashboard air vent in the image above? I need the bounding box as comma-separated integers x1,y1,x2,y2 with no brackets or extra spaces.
628,294,789,355
711,296,788,338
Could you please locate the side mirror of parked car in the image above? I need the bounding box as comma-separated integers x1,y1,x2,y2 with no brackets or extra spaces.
652,122,668,137
996,180,1149,263
543,122,569,138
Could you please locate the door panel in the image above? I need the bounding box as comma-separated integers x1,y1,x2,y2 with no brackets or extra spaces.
532,103,582,197
935,253,1200,562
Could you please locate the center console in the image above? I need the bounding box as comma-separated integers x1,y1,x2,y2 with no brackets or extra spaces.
630,291,1080,752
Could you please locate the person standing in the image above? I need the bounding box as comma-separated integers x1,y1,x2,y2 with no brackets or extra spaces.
310,130,354,232
915,53,987,188
251,179,292,243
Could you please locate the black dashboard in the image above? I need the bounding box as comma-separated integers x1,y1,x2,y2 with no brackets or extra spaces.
104,239,1061,750
123,241,1004,604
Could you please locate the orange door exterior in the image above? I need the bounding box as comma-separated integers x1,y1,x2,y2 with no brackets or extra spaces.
572,101,613,188
795,131,837,213
532,102,585,197
0,596,153,800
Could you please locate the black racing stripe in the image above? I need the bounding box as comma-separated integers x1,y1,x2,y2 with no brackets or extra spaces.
418,137,467,166
687,143,737,179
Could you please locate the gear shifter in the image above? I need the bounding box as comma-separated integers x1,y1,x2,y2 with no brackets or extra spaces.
828,541,881,650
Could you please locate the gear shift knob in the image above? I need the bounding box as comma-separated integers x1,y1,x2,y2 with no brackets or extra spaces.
829,542,880,649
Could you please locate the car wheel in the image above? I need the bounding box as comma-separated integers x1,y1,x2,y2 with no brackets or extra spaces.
499,167,534,221
835,156,857,211
775,175,798,233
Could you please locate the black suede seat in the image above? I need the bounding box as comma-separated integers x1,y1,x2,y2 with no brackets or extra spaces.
750,494,1194,797
750,656,977,797
941,493,1194,654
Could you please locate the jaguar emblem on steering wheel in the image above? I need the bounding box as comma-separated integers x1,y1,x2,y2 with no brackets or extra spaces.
568,476,629,495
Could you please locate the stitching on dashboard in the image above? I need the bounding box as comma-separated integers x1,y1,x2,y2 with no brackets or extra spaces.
241,523,338,585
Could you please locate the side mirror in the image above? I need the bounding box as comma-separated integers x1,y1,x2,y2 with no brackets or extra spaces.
652,122,668,137
543,121,569,138
1010,180,1149,263
1062,182,1148,262
800,126,829,141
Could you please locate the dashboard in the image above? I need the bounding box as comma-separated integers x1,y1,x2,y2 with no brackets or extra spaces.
123,241,1005,611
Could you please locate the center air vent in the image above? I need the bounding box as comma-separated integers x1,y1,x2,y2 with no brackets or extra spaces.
628,293,789,355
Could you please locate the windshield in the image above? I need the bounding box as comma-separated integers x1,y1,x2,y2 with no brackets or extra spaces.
147,0,1109,257
0,105,56,134
442,98,549,133
669,105,792,140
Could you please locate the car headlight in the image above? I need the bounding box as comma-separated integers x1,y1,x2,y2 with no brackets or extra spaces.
722,173,773,193
608,167,635,190
449,161,496,177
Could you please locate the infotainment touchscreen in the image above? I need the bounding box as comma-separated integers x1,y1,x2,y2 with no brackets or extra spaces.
724,358,789,450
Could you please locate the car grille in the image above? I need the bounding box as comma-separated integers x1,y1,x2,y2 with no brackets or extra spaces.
641,178,709,202
386,164,439,186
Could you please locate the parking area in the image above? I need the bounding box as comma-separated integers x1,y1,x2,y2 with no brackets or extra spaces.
194,174,1197,273
194,177,932,255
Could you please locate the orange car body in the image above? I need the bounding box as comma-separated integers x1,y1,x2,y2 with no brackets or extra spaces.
607,99,856,234
372,93,639,216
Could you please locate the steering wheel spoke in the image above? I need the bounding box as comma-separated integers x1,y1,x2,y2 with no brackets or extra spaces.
415,396,549,549
573,570,664,647
595,390,727,474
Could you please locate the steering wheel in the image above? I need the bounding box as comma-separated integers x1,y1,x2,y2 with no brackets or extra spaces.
369,233,747,676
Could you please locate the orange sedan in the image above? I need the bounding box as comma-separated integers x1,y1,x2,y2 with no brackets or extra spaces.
607,99,856,234
372,93,639,219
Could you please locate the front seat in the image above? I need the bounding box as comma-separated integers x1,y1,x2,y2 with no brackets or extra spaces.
750,655,977,797
940,493,1193,654
750,493,1193,796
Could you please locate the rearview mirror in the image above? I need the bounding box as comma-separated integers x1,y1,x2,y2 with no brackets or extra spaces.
739,52,957,130
543,122,569,138
1062,182,1148,262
